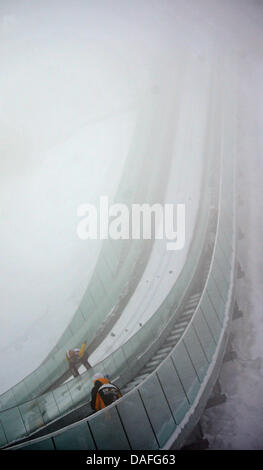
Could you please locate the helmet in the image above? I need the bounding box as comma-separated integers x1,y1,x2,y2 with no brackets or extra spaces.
93,372,104,382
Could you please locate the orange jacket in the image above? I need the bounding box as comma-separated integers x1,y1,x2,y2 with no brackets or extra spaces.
91,378,122,411
95,378,110,411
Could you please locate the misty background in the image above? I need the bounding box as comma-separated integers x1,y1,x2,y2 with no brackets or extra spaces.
0,0,213,390
1,0,263,449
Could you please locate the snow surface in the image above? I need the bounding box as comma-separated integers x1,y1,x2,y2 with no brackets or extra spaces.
89,57,210,364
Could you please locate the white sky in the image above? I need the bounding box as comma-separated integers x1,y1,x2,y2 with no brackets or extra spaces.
0,0,184,390
0,1,144,389
1,0,262,393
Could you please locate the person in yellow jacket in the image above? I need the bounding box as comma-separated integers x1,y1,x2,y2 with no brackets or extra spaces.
66,342,91,377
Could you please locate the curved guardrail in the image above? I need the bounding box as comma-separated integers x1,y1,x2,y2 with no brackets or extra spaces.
6,57,237,451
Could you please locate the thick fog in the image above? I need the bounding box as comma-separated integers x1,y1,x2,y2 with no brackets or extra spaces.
0,2,263,449
0,0,216,392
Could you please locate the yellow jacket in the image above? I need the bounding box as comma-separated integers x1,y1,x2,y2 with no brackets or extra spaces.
78,342,86,358
66,343,86,362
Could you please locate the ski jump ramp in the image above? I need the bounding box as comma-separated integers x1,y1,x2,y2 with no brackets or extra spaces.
0,55,237,450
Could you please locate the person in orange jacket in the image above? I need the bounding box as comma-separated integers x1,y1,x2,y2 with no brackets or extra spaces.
91,373,122,411
66,342,91,377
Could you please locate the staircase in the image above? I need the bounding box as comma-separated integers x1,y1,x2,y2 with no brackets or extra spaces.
122,292,201,394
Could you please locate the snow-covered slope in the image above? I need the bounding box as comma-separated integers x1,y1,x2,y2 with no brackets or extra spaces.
89,56,211,364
